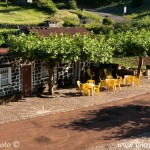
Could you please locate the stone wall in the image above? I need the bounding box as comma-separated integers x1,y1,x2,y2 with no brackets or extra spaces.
32,60,49,93
0,56,75,97
0,56,21,97
32,61,59,93
0,58,50,97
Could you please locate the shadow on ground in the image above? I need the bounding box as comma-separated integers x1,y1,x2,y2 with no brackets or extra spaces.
60,92,83,97
54,102,150,140
0,93,25,105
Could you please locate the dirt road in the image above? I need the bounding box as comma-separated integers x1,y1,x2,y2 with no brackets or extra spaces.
0,93,150,150
85,9,127,22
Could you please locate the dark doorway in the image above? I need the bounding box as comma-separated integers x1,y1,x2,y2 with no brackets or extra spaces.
22,65,32,97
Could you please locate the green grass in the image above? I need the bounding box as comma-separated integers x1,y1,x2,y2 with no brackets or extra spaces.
0,0,149,32
112,57,138,68
112,57,147,69
49,9,102,27
69,9,103,21
0,28,17,32
0,2,102,29
69,9,103,28
50,10,80,26
0,3,50,25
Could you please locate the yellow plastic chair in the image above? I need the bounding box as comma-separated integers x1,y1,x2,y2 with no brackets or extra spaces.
99,77,106,90
116,78,122,90
87,79,95,84
126,76,134,86
134,73,142,86
106,79,116,91
77,81,83,92
94,83,101,95
82,83,91,96
116,74,123,84
86,67,95,79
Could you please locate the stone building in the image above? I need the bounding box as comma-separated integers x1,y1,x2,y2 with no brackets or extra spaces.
0,48,46,97
0,27,89,97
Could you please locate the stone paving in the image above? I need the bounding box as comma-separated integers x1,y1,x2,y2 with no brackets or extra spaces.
0,77,150,124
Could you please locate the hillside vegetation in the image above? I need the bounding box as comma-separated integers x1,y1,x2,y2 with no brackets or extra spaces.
0,1,103,30
0,0,149,32
0,3,50,25
94,0,150,16
0,0,149,71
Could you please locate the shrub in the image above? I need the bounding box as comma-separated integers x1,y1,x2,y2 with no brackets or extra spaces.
0,30,16,46
86,26,101,34
113,21,133,32
63,17,79,26
56,3,68,9
50,10,80,27
68,0,77,10
33,0,57,13
132,15,150,30
102,16,113,25
99,25,113,34
0,34,4,46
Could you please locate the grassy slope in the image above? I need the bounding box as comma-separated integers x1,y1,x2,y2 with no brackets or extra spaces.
0,0,149,28
93,0,150,30
50,9,103,27
0,2,102,29
0,3,50,25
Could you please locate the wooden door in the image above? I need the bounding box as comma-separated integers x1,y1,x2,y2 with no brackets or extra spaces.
22,65,32,97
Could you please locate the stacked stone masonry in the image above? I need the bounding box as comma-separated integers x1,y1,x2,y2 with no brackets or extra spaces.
0,56,21,97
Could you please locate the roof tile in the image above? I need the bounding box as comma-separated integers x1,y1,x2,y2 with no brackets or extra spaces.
0,48,9,55
29,27,89,36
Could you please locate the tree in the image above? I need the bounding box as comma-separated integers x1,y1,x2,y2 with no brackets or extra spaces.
112,29,150,76
102,16,113,25
68,0,77,10
6,0,8,7
33,0,57,13
8,33,113,95
0,33,4,46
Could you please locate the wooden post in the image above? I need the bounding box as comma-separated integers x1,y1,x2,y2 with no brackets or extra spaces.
137,57,143,76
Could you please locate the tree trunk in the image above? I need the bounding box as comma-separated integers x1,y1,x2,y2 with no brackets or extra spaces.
48,67,54,95
45,60,57,95
137,57,143,77
6,0,8,7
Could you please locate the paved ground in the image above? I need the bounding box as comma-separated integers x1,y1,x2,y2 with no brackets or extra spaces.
0,77,150,124
0,92,150,150
0,77,150,150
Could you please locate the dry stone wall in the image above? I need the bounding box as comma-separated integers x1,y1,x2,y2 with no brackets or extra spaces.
0,56,21,97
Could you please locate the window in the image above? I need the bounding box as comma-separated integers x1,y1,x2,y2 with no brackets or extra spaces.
0,67,11,87
41,66,49,78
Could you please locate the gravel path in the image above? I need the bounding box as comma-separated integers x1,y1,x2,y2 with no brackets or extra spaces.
0,77,150,124
85,9,127,22
0,90,150,150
